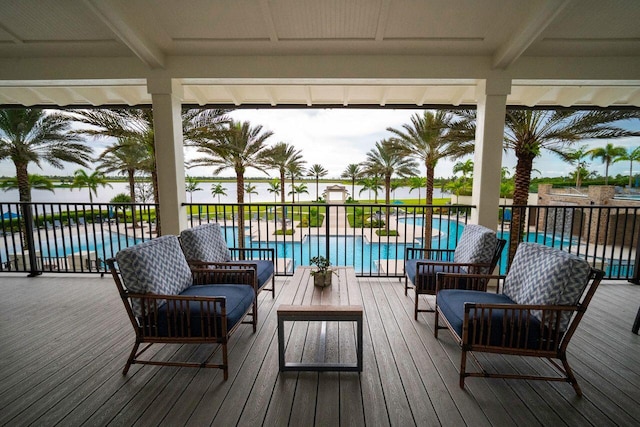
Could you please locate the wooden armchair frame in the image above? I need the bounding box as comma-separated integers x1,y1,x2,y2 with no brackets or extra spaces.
404,238,506,320
434,269,604,396
228,247,276,298
108,259,258,380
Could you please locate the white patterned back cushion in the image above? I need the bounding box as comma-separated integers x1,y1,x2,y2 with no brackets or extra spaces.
504,242,591,330
116,235,193,317
179,223,232,263
453,224,498,273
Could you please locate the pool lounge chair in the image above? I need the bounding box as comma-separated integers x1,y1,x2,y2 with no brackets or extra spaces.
434,242,604,396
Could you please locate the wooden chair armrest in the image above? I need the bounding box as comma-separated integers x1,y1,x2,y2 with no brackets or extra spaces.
188,263,258,290
229,247,275,261
405,247,455,261
436,273,506,292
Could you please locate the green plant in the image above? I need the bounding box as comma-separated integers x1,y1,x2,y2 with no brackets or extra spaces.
309,256,334,276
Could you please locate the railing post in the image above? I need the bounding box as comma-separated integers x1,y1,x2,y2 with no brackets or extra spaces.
632,230,640,285
21,202,41,277
325,204,331,260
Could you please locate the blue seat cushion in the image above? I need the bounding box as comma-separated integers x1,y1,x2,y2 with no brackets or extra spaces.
405,259,465,293
438,289,546,349
154,284,254,337
234,260,274,290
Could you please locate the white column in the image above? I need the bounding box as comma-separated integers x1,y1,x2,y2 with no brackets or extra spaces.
147,78,187,235
471,78,511,229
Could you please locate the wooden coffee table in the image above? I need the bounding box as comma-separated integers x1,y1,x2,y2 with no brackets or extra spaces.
277,266,363,372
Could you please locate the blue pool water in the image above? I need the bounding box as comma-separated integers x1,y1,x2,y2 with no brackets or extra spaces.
36,232,139,260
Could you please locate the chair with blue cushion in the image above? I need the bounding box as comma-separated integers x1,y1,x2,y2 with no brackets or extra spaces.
179,223,275,299
404,223,506,320
434,242,604,396
107,235,257,380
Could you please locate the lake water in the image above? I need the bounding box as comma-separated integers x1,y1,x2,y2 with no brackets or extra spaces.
0,181,446,204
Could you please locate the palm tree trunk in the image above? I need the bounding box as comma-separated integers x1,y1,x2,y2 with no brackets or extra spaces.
508,153,535,263
236,169,246,251
385,174,391,232
605,162,610,185
629,162,633,190
279,170,287,231
16,164,31,203
351,178,355,200
424,163,434,249
127,168,138,228
316,178,319,201
151,170,161,236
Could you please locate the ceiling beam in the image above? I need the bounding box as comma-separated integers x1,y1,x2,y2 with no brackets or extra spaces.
258,0,279,42
492,0,573,69
375,0,392,42
83,0,165,69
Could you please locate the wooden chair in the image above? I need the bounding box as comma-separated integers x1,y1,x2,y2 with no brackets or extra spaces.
108,235,257,380
434,242,604,396
404,223,506,320
179,223,275,299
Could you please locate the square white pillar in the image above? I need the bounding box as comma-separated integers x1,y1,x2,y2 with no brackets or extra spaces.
147,78,187,235
471,78,511,229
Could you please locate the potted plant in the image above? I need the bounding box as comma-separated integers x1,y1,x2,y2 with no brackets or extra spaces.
309,255,335,287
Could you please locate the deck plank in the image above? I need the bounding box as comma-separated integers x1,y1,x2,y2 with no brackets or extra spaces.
0,274,639,426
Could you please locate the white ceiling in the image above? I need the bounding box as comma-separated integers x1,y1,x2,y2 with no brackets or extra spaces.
0,0,639,108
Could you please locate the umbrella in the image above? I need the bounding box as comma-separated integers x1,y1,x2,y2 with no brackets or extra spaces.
1,211,20,220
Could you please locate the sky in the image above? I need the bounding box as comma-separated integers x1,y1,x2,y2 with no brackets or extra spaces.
1,108,639,181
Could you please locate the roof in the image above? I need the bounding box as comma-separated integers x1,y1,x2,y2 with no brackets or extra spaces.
1,0,639,108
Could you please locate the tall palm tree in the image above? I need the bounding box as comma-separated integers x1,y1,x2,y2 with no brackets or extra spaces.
211,183,227,203
289,183,309,203
588,143,627,185
364,140,418,231
267,179,280,203
308,164,328,201
96,136,148,202
185,176,202,203
70,169,112,204
189,120,272,246
453,159,474,182
613,146,640,189
341,163,362,200
502,110,639,261
260,142,305,205
0,108,92,203
387,110,474,247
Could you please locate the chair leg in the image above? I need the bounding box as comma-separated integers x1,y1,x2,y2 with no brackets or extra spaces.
252,302,258,333
414,292,419,320
404,276,408,296
123,341,140,375
560,354,582,397
222,343,229,381
459,349,468,389
632,305,640,334
434,309,439,338
271,276,276,299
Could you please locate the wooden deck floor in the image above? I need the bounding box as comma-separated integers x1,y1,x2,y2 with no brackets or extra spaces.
1,273,639,426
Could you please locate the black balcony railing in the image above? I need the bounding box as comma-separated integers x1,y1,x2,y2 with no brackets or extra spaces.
1,201,638,282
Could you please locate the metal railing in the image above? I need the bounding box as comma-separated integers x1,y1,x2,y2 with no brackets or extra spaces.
2,201,639,282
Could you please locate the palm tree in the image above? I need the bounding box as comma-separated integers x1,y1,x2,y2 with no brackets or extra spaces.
390,180,403,201
0,174,55,194
358,175,383,203
0,108,92,203
267,179,280,203
70,169,112,204
341,163,362,200
364,140,418,231
96,137,148,202
387,110,474,247
501,109,639,261
211,183,227,203
189,120,272,246
444,178,470,203
244,183,258,203
260,142,305,205
308,164,328,201
558,145,590,189
453,159,474,183
185,176,202,203
286,162,305,204
289,183,309,203
588,143,627,185
613,146,640,190
408,176,426,204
